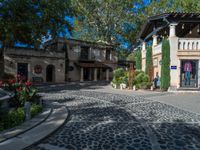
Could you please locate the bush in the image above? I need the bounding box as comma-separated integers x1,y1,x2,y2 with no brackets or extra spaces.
31,104,42,118
133,72,151,89
112,68,126,86
0,104,42,131
113,68,125,79
0,108,25,130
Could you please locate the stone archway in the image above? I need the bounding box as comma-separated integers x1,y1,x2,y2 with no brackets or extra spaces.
46,65,55,82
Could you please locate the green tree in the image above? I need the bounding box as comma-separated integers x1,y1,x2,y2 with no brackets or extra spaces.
145,46,152,74
135,48,142,70
127,53,135,62
72,0,141,44
0,0,73,79
161,39,170,90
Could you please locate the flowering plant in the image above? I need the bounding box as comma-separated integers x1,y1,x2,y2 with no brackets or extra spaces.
0,75,37,107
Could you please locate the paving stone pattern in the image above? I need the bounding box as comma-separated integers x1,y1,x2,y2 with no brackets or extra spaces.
30,90,200,150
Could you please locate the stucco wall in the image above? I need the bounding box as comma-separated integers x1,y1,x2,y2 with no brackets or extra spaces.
4,48,65,83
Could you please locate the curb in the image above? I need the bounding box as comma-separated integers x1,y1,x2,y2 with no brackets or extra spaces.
0,102,69,150
0,106,52,143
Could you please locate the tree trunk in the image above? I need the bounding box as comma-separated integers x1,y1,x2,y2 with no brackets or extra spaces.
0,46,4,80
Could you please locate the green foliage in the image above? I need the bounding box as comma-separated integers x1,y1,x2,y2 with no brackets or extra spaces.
161,39,170,90
72,0,139,44
133,72,151,89
1,79,37,107
0,108,24,131
145,46,152,74
113,68,125,79
112,68,151,89
0,0,73,46
31,104,42,118
112,68,127,86
127,53,135,61
117,48,130,61
0,104,42,131
135,49,142,70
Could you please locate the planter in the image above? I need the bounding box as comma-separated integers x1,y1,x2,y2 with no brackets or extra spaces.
120,83,127,90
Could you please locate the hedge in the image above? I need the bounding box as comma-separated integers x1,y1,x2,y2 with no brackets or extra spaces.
161,39,170,90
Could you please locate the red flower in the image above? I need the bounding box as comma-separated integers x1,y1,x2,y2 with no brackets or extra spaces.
25,81,32,87
8,79,15,85
17,87,23,91
0,80,3,87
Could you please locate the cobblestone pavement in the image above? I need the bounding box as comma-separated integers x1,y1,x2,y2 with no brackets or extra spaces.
30,89,200,150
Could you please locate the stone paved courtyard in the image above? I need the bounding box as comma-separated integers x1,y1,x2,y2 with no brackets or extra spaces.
29,83,200,150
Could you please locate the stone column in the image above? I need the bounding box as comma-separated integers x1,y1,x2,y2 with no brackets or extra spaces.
80,67,84,82
198,60,200,88
141,42,146,72
142,42,146,51
152,35,158,47
106,69,110,81
169,23,177,37
94,68,97,81
169,23,179,88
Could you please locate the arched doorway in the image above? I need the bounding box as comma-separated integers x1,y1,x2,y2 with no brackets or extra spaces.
46,65,55,82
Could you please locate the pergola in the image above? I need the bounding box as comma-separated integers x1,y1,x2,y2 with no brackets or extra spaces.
138,12,200,42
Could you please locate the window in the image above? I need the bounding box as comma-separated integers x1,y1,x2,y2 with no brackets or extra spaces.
80,46,89,60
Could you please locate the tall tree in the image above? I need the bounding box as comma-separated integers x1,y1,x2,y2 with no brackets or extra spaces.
161,39,170,90
72,0,141,44
0,0,73,79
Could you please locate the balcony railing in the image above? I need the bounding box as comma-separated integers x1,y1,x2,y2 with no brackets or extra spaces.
178,38,200,51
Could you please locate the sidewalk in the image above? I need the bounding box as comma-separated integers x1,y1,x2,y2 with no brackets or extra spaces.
0,102,69,150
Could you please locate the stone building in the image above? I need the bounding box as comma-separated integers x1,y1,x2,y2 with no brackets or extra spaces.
45,38,118,82
4,38,117,83
139,12,200,90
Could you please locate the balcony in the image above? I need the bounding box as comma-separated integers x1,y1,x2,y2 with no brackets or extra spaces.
178,38,200,51
153,43,162,55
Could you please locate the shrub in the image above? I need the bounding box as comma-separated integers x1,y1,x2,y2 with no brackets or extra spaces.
0,104,42,131
0,75,37,107
112,68,126,86
31,104,42,117
135,48,142,70
113,68,125,79
0,108,25,130
133,72,151,89
161,39,170,90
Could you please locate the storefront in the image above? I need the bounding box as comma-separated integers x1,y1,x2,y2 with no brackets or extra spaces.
139,12,200,91
180,60,198,88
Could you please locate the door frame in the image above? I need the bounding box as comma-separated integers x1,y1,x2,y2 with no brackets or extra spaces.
180,59,199,88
